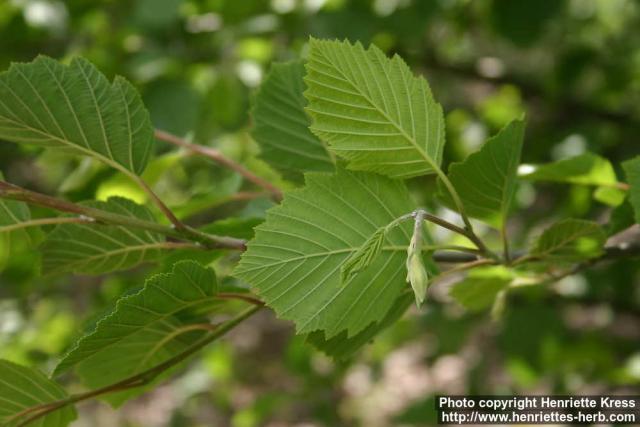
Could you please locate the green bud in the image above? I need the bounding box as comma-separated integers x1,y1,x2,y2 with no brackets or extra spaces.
406,211,429,306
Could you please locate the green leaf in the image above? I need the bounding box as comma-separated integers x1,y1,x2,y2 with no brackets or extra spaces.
520,153,618,187
306,293,412,359
0,359,77,427
40,197,165,275
0,56,154,176
449,266,513,311
234,168,414,338
340,226,386,283
531,219,606,262
438,119,525,228
54,261,219,406
0,173,31,234
251,60,334,178
304,38,445,179
623,156,640,223
608,199,634,236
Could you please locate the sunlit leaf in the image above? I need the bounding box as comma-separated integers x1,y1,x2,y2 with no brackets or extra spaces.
520,153,618,187
530,219,606,262
251,60,334,178
439,119,525,228
235,168,414,338
0,359,77,427
0,56,154,176
54,261,220,406
40,197,166,275
304,38,445,179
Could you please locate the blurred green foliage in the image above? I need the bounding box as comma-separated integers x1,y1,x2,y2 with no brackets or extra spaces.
0,0,639,426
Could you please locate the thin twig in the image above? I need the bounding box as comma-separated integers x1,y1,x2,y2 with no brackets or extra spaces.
0,180,246,250
154,129,283,202
14,305,262,427
0,216,93,233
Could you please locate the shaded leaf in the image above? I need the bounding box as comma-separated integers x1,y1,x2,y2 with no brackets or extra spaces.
607,199,634,236
439,119,524,228
623,156,640,223
0,172,30,234
54,261,219,406
306,293,412,360
531,219,606,261
40,197,165,275
0,56,154,176
251,60,334,178
235,168,414,338
449,266,513,311
0,359,76,427
304,38,445,179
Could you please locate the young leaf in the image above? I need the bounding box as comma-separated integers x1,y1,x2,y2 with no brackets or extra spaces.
623,156,640,223
530,219,606,262
520,153,618,186
304,38,445,179
449,266,513,311
0,56,154,176
340,226,386,283
306,293,412,359
406,212,429,306
0,359,77,427
234,168,414,338
251,60,334,178
40,197,165,275
438,119,525,228
54,261,219,406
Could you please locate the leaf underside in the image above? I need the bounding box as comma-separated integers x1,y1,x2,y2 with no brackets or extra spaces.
234,168,415,338
0,56,153,175
439,119,525,228
40,197,165,275
531,219,606,262
54,261,219,406
251,60,334,178
306,292,412,359
304,38,445,179
0,359,77,427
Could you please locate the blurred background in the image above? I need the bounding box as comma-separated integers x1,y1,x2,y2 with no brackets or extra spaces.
0,0,639,426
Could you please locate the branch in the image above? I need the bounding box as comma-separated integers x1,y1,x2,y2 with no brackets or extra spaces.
0,180,246,250
155,129,283,202
14,305,262,427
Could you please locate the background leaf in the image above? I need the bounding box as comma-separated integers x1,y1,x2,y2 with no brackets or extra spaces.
0,173,30,234
251,60,334,179
520,153,618,187
623,156,640,223
449,266,513,311
304,38,445,179
54,261,219,406
0,56,154,176
235,168,414,338
438,119,524,228
40,197,165,275
0,359,77,427
530,219,606,262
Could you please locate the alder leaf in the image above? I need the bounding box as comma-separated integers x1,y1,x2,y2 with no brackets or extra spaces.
251,60,334,178
530,219,606,262
623,156,640,223
0,359,77,427
449,266,513,311
54,261,220,406
234,168,414,338
520,153,618,186
40,197,165,275
0,56,154,176
438,119,525,228
304,38,445,179
306,293,412,359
